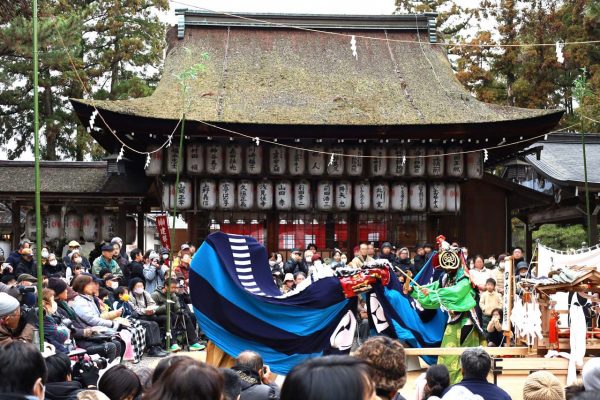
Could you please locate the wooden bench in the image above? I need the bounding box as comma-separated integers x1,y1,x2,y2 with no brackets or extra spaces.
404,347,530,357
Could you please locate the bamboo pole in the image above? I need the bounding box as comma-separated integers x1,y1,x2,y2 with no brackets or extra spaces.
32,0,45,351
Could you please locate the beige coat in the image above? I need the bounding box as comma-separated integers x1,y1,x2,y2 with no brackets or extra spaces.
479,290,503,316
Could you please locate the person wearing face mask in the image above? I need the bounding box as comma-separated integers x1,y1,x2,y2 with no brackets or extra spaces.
269,253,284,287
127,278,169,356
43,253,65,278
0,292,36,345
494,254,507,295
102,274,120,306
42,288,72,353
63,241,92,272
143,251,168,295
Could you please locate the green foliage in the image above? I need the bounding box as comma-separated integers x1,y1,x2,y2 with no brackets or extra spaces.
0,0,168,160
533,224,594,249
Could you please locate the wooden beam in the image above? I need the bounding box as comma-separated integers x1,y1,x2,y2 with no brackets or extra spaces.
403,347,529,357
529,206,585,225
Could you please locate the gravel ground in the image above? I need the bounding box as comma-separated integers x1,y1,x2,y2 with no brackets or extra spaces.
125,350,206,373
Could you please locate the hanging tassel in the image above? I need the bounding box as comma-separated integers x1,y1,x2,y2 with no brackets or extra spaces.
116,145,125,163
329,153,335,166
402,155,406,167
144,153,151,169
350,35,358,60
253,137,260,146
483,149,489,162
89,109,98,130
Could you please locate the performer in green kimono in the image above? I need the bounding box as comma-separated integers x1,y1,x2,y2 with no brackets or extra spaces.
411,237,486,384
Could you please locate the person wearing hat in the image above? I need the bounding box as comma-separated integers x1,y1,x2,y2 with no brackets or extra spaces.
282,273,295,293
0,292,35,345
92,244,122,278
63,240,92,272
378,242,398,268
283,249,308,276
103,274,120,305
6,239,30,269
143,250,168,295
523,370,564,400
14,247,35,278
172,243,192,271
411,239,486,384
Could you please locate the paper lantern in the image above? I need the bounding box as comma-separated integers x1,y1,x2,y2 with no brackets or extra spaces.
24,210,36,240
354,181,371,211
125,217,136,245
294,180,311,210
162,180,192,210
327,146,344,176
64,212,82,241
446,147,464,177
44,212,62,241
275,181,292,210
206,144,223,175
389,147,407,177
257,181,274,210
467,151,484,179
346,146,363,176
372,183,389,211
429,182,446,212
245,146,263,175
237,180,255,210
145,145,163,176
218,180,236,210
0,241,10,262
446,184,461,212
408,147,426,177
409,182,427,211
317,181,334,211
186,143,204,175
335,181,352,211
288,149,306,176
198,180,217,210
370,146,387,176
166,144,183,174
225,145,242,175
82,213,100,242
269,147,286,175
391,183,409,211
308,146,325,176
100,212,117,242
427,147,445,177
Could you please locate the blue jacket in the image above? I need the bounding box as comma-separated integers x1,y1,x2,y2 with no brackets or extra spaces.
445,379,511,400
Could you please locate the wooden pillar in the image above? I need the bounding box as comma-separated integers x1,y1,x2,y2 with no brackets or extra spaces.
137,211,145,250
186,212,196,245
117,206,127,242
266,211,278,253
525,220,533,262
347,212,358,253
11,201,21,249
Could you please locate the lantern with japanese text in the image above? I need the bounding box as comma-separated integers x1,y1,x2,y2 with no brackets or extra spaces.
409,182,427,211
269,147,286,175
446,147,464,177
408,147,426,177
467,151,484,179
100,212,117,241
237,180,255,210
245,146,263,175
225,145,242,175
166,145,183,174
44,212,62,241
327,147,344,176
354,181,371,211
64,211,82,241
427,147,445,177
256,181,274,210
308,146,325,176
372,183,389,211
317,181,334,211
218,180,236,210
391,183,409,211
145,145,162,176
206,144,223,175
294,180,311,210
275,181,292,210
335,181,352,211
24,210,36,240
389,147,407,177
370,146,387,176
186,143,204,175
429,182,446,212
162,180,192,210
82,213,100,242
446,183,461,212
288,149,306,176
125,217,136,245
346,146,363,176
198,180,217,210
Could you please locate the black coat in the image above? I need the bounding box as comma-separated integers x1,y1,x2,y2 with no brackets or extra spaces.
412,255,426,274
14,259,35,277
45,381,84,400
283,259,308,276
122,261,145,285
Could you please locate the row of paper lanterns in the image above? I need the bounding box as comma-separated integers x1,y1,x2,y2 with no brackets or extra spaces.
163,180,461,213
147,144,484,179
24,211,136,244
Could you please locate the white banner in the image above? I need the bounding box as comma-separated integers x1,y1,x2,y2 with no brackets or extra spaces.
537,243,600,277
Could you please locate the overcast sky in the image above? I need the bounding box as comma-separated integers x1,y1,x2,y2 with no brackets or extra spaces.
5,0,482,161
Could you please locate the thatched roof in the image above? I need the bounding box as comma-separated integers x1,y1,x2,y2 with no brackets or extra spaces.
71,12,562,129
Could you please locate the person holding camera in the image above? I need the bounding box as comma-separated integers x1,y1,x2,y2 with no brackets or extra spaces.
232,350,280,400
143,251,167,295
151,278,205,352
45,352,100,400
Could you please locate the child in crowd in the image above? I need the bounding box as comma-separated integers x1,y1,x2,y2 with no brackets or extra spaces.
479,278,503,328
487,308,504,347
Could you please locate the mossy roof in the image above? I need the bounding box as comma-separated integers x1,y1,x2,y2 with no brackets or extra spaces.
71,14,562,127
